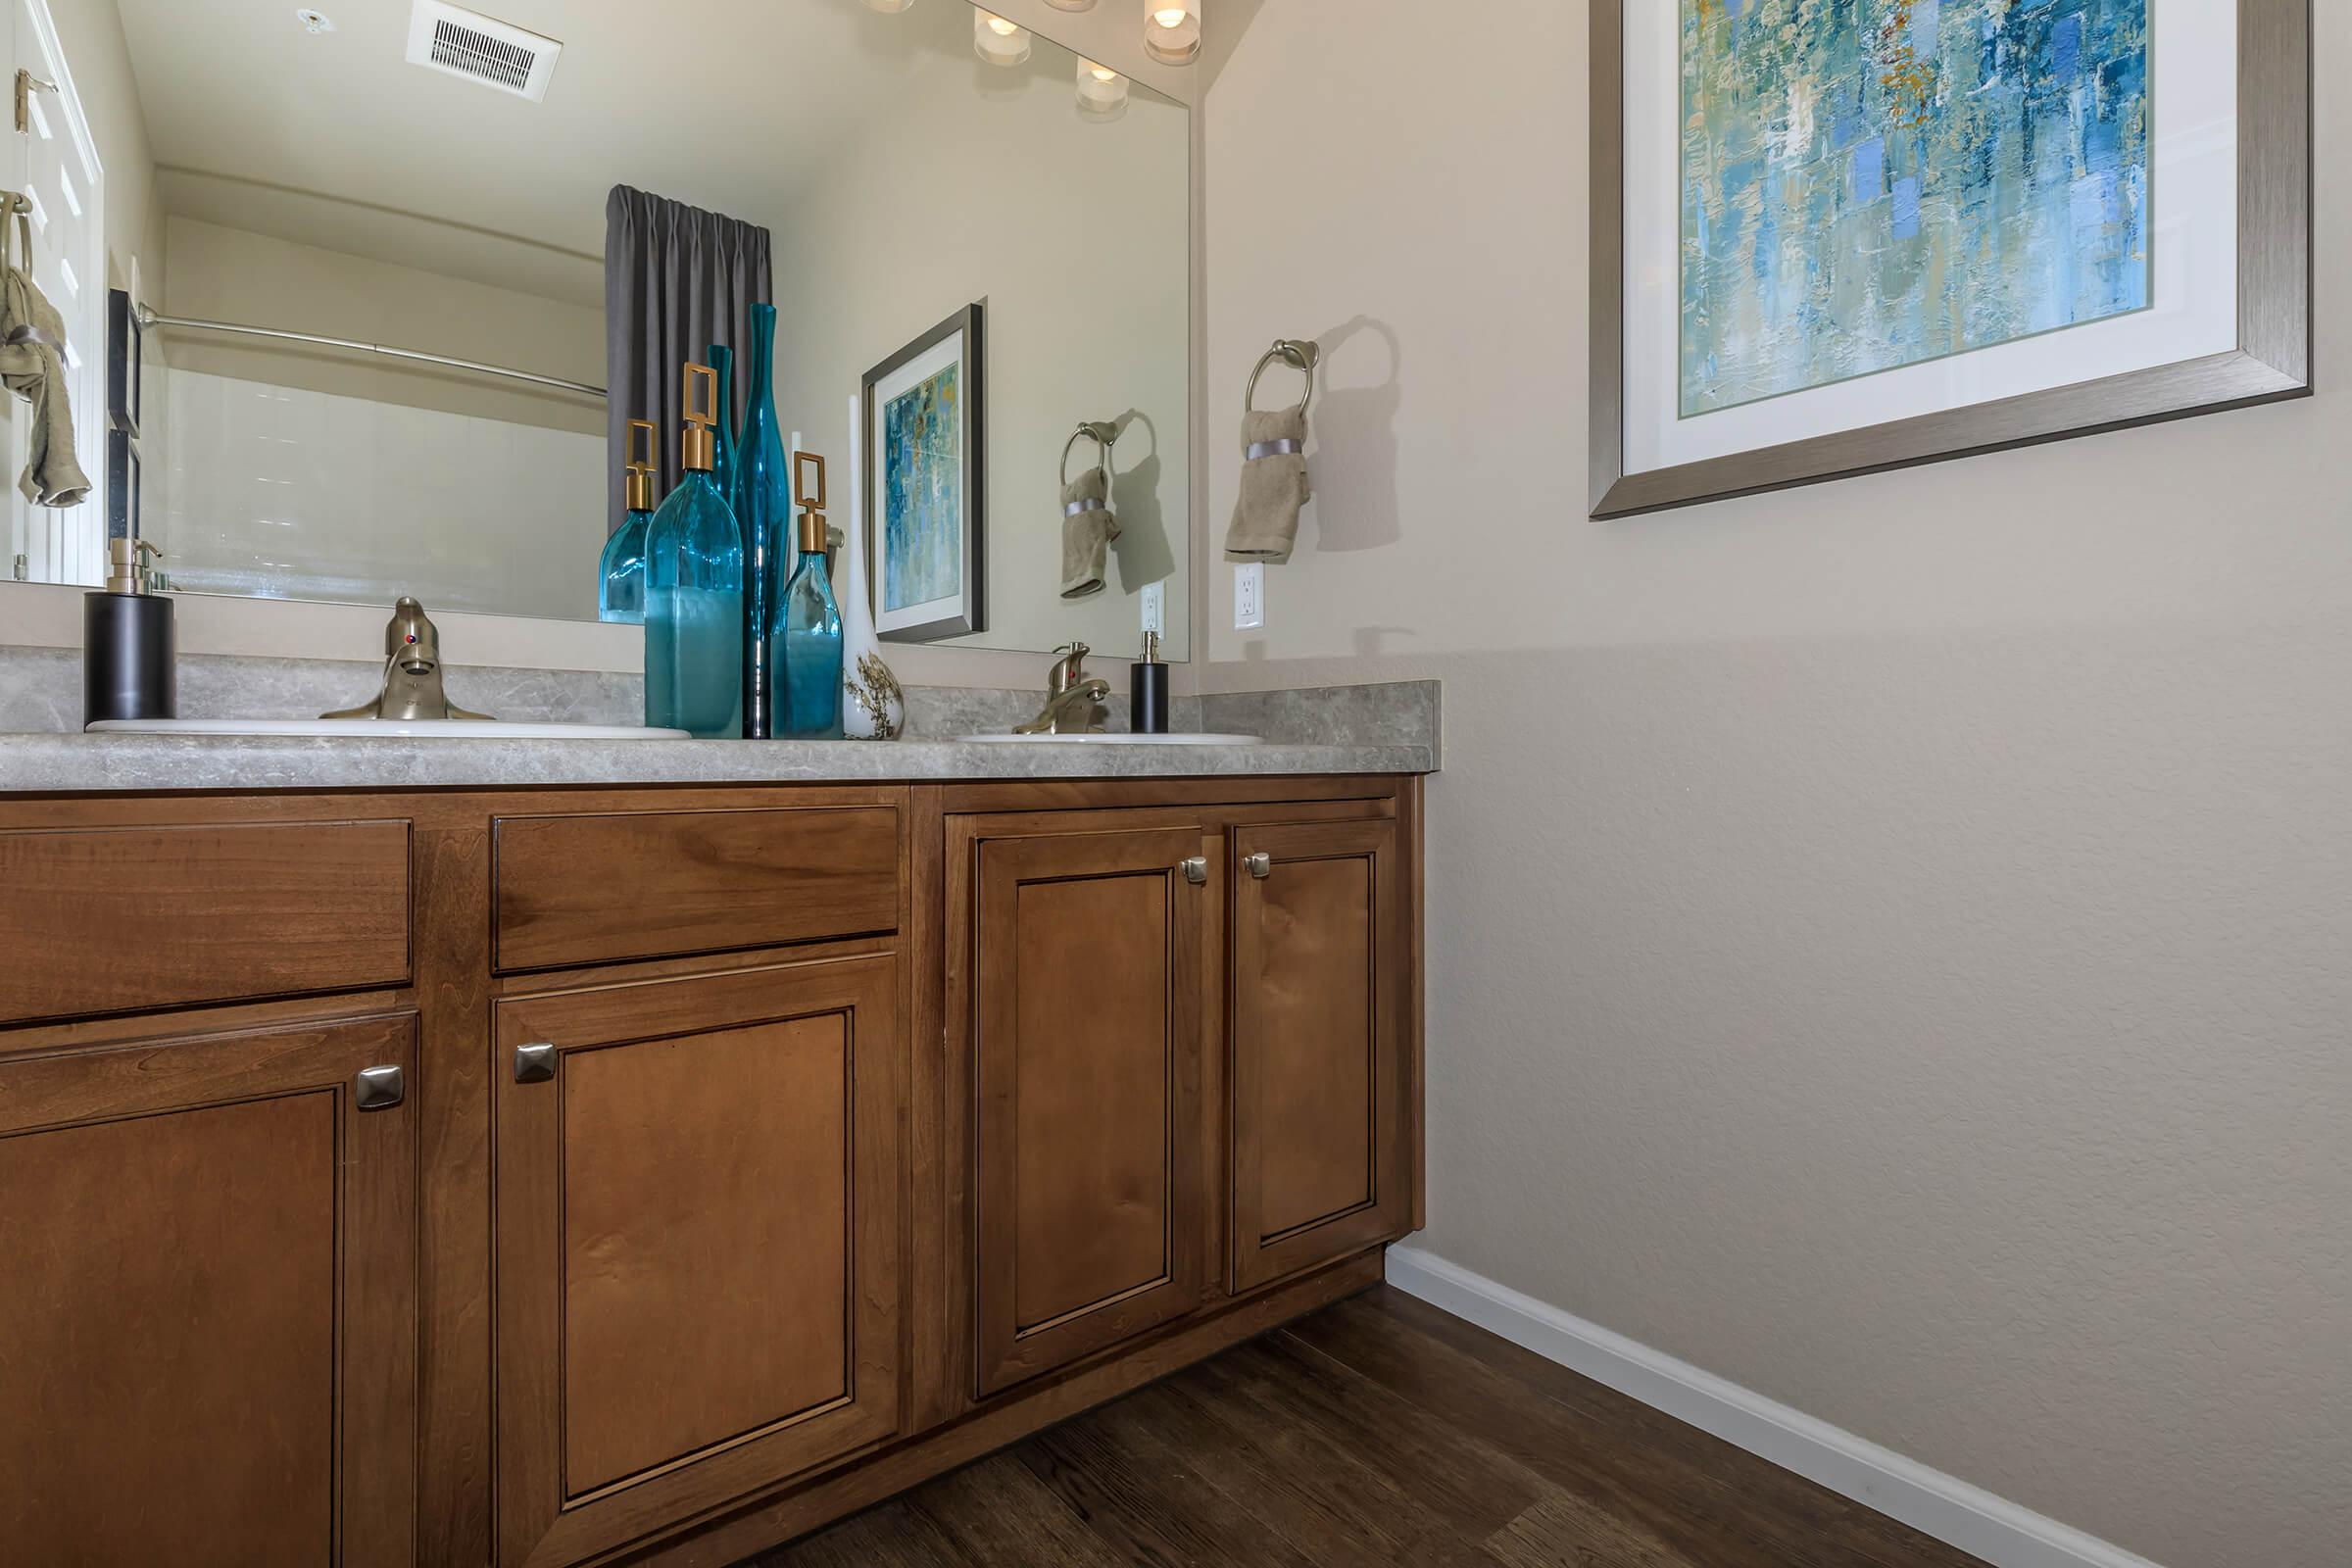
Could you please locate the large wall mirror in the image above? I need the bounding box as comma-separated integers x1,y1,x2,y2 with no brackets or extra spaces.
5,0,1190,659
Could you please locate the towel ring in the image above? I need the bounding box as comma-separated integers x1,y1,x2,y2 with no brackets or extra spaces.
1059,419,1118,490
1245,338,1321,417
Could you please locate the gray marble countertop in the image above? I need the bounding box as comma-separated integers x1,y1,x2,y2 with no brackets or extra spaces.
0,732,1435,794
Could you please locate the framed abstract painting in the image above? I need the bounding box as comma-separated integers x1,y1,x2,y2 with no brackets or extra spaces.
1591,0,2310,517
864,302,985,641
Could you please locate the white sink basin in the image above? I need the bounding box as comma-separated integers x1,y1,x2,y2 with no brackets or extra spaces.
958,732,1262,746
88,718,692,740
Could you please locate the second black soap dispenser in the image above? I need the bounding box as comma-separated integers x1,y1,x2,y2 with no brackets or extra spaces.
1130,629,1170,734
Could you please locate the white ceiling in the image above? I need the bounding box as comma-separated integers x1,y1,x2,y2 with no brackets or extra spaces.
114,0,1193,306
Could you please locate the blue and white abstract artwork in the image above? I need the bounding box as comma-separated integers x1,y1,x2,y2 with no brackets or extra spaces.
881,363,961,613
1681,0,2150,416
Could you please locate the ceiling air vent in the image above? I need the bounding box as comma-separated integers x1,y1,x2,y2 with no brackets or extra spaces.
405,1,562,102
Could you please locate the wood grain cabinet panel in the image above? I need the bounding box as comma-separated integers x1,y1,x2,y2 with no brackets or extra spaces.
0,819,412,1023
0,1013,418,1567
0,778,1421,1568
1230,819,1411,1292
492,806,899,973
973,827,1210,1396
493,956,903,1568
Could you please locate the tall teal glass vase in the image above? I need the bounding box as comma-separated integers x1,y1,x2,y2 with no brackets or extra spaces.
735,304,790,739
644,365,745,739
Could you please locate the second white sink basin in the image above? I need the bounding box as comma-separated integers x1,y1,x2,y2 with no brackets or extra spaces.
89,718,692,739
958,732,1262,745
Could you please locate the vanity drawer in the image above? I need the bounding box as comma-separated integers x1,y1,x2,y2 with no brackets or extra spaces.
0,820,414,1024
492,806,901,973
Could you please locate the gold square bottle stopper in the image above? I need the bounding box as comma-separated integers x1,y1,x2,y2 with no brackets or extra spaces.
680,363,717,472
793,450,829,553
624,417,658,512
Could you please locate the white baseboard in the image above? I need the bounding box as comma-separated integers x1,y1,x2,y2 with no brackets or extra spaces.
1383,1246,2165,1568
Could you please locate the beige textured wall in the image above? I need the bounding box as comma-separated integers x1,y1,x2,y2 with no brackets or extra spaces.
1201,6,2350,1566
162,217,604,436
770,8,1192,669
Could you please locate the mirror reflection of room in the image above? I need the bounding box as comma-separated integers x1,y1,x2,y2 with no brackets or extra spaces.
15,0,1188,660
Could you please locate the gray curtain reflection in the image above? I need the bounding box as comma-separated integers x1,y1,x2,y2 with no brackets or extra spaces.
604,184,772,533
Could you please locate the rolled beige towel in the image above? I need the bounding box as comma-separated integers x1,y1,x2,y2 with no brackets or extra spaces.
1059,464,1120,598
1225,407,1309,562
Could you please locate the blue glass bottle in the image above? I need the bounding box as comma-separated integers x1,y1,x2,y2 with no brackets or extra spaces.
644,365,745,738
773,451,844,740
597,503,650,624
735,304,790,738
598,417,659,623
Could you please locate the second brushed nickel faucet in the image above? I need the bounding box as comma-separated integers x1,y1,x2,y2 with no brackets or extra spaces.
1014,642,1110,735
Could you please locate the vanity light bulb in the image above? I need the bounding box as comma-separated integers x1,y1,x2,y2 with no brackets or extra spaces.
1044,0,1100,11
1076,58,1129,121
1142,0,1199,65
974,10,1032,65
858,0,913,12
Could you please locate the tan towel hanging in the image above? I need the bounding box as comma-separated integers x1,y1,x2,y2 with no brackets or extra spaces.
1225,339,1317,563
0,190,90,508
1059,421,1120,599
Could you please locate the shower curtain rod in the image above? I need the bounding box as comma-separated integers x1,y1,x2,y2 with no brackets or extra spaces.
136,308,608,399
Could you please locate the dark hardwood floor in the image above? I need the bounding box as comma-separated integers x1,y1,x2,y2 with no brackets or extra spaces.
752,1285,1988,1567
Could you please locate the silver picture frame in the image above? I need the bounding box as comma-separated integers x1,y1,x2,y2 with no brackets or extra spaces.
1590,0,2312,519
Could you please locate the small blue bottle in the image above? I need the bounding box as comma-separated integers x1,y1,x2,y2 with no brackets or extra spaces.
773,450,844,740
598,417,658,623
644,364,745,738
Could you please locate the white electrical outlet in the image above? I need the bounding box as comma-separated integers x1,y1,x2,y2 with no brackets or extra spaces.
1233,563,1264,630
1141,581,1165,637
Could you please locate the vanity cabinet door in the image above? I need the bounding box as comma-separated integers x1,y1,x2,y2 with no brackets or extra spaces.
1230,818,1411,1292
972,826,1211,1396
0,1013,418,1568
492,956,903,1568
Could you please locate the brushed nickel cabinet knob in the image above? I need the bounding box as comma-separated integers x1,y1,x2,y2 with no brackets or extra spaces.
354,1064,405,1111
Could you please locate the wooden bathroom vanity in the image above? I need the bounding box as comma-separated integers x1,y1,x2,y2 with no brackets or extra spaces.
0,772,1424,1566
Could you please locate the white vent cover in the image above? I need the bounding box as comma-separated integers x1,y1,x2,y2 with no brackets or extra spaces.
405,1,561,102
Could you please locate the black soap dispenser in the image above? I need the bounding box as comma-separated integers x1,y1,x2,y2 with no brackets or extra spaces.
83,537,174,726
1130,629,1170,734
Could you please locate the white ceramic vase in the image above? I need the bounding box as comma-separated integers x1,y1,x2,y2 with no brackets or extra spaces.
839,392,902,740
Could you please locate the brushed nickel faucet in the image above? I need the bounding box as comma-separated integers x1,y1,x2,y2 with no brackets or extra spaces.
321,598,494,722
1014,642,1110,735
